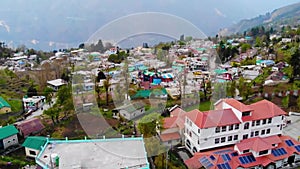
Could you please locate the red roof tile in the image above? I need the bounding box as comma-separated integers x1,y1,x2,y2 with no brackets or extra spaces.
159,132,180,142
16,118,45,137
224,98,252,112
186,109,240,128
247,99,287,121
170,107,186,117
236,137,274,152
163,117,177,129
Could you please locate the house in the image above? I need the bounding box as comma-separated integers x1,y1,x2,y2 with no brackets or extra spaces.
15,118,45,137
22,136,47,158
113,102,145,120
22,96,46,110
0,125,19,149
47,79,67,91
35,137,149,169
0,96,11,114
159,106,187,147
184,98,286,154
185,135,300,169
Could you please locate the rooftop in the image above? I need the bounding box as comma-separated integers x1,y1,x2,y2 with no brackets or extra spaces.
0,96,11,108
47,79,67,87
37,137,149,169
22,136,47,150
0,125,18,140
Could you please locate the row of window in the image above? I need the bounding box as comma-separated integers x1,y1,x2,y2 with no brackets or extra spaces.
215,135,238,144
250,128,271,137
215,124,239,133
251,118,272,127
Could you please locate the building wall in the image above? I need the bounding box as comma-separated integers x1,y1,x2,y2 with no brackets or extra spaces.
2,134,18,149
120,108,145,120
25,147,40,158
0,107,11,114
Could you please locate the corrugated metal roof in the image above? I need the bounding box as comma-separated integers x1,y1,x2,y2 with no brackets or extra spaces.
0,125,18,140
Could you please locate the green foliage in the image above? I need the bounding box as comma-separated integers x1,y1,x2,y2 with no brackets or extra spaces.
43,87,54,103
137,113,161,137
108,51,128,63
240,43,251,53
282,96,289,108
240,57,256,66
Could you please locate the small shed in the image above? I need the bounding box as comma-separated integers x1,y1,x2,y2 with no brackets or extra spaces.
22,136,47,158
0,125,19,149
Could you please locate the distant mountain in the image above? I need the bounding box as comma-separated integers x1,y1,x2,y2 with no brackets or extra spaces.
219,2,300,36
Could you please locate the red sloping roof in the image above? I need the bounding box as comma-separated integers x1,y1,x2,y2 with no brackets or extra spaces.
16,118,45,137
224,98,252,112
236,137,274,152
186,109,240,128
163,117,178,129
170,107,186,117
247,99,287,121
202,109,241,128
184,153,203,169
159,132,180,142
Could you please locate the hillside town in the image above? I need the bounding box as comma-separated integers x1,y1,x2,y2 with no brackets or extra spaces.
0,22,300,169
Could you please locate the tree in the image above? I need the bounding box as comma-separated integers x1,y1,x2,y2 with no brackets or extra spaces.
27,85,37,97
137,113,161,137
78,43,85,49
103,77,111,106
297,96,300,110
43,87,54,104
43,107,59,124
290,48,300,81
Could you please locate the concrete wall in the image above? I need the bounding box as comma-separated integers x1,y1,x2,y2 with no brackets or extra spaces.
25,147,40,158
2,134,18,149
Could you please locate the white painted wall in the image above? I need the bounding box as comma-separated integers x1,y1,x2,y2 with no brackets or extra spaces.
25,147,40,158
3,134,18,149
120,107,145,120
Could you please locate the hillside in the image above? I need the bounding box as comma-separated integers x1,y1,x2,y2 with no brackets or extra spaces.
220,2,300,35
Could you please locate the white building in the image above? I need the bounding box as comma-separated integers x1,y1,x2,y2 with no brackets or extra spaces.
23,96,46,110
22,136,47,158
183,98,286,154
113,102,145,120
47,79,67,91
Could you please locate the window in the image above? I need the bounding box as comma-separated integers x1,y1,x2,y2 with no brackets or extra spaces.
259,150,268,155
243,149,250,153
262,119,267,125
235,124,239,130
215,138,220,144
268,118,272,124
29,150,37,156
255,131,259,136
215,127,220,133
189,132,192,137
186,140,191,149
221,126,226,132
229,125,234,131
198,140,200,144
261,130,265,135
242,111,251,116
252,121,255,127
228,136,233,141
234,135,238,140
221,137,226,143
243,134,248,140
244,122,249,130
266,129,271,134
282,116,284,120
250,132,254,137
198,129,200,134
256,120,260,126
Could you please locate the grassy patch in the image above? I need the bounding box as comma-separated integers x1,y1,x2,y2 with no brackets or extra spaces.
185,101,212,112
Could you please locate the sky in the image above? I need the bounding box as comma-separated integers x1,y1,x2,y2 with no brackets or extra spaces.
0,0,299,50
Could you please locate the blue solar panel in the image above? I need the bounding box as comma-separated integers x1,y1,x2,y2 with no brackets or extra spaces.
285,140,294,147
199,157,213,169
272,148,287,157
238,155,256,164
295,145,300,152
217,163,232,169
221,154,231,162
231,152,238,157
210,155,216,161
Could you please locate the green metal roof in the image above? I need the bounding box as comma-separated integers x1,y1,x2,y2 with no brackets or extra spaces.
0,96,11,109
22,136,47,150
131,88,167,99
0,125,18,140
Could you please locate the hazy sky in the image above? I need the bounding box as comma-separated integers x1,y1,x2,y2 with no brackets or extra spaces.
0,0,299,49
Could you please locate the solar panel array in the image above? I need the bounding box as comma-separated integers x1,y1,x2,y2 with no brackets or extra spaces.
285,140,294,147
271,148,287,157
294,145,300,152
238,155,256,164
217,162,232,169
209,155,216,161
231,152,238,157
221,154,231,162
199,157,213,169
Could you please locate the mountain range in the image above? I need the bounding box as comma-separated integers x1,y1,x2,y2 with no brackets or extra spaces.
219,2,300,36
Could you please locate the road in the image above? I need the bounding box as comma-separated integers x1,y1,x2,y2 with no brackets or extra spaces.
283,113,300,141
